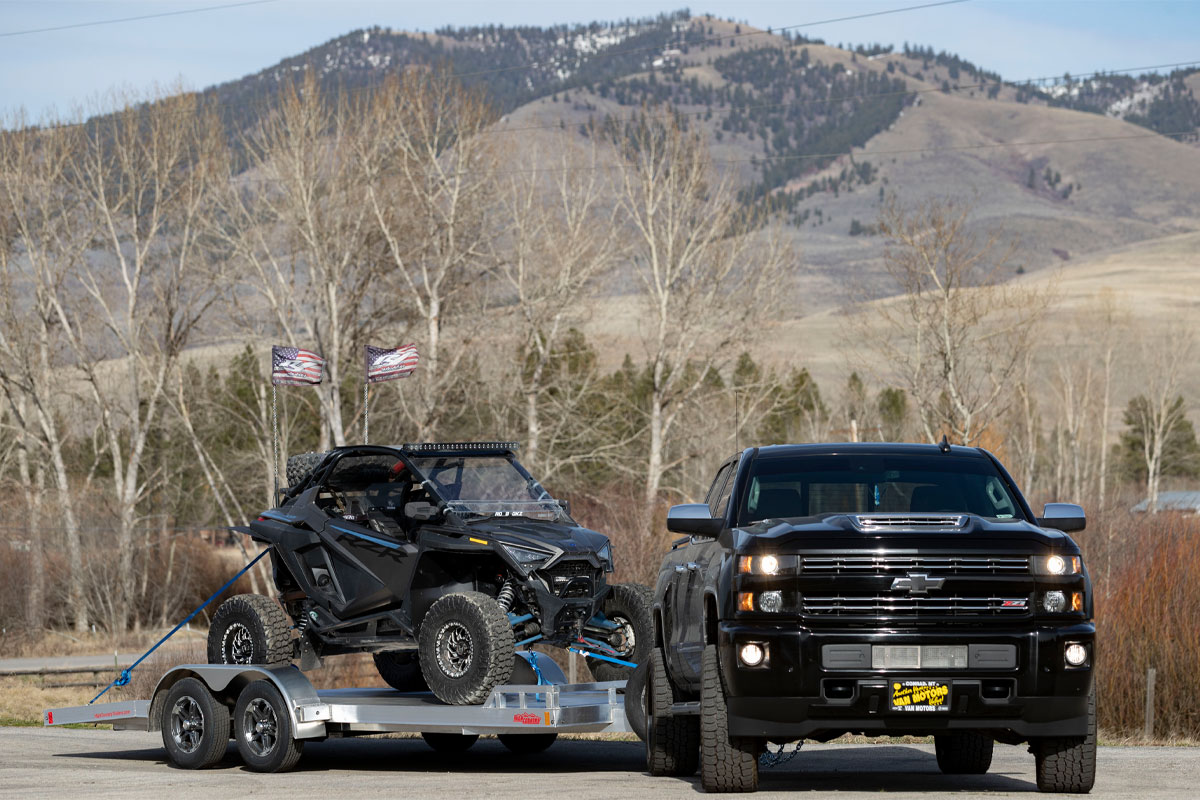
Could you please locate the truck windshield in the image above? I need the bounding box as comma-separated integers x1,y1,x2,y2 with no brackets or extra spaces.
406,455,564,520
737,454,1025,525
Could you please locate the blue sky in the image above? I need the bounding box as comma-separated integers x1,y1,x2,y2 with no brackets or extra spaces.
3,1,1200,121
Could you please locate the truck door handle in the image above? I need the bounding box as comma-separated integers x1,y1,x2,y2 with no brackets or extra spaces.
686,562,700,572
674,565,688,574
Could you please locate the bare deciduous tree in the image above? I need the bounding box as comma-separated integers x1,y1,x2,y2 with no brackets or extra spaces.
1128,326,1195,513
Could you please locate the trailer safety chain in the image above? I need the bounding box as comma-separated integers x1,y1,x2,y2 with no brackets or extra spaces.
759,741,801,768
88,548,273,705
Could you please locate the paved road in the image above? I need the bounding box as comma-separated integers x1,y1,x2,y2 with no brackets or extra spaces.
2,727,1196,798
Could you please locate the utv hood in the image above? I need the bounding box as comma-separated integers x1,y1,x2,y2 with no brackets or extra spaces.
463,517,610,556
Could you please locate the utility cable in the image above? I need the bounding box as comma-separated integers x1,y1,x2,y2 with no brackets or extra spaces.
0,0,276,38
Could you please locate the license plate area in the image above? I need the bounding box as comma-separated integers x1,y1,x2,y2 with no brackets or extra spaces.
872,644,967,669
891,680,951,712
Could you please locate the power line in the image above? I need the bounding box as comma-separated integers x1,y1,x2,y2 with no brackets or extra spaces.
0,0,277,39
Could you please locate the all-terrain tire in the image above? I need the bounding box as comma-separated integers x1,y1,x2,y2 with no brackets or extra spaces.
935,732,994,774
644,647,699,777
1033,682,1097,793
160,677,230,769
498,733,558,754
588,583,653,683
700,644,759,792
207,594,292,667
421,732,479,753
373,651,428,692
624,658,649,742
286,451,326,488
234,680,304,773
418,591,515,705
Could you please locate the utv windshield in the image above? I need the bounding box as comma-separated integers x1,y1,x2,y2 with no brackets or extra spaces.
737,454,1026,525
407,455,564,520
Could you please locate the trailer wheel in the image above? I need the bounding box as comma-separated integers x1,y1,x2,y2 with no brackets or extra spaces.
207,594,292,667
498,733,557,754
234,680,304,773
645,647,699,777
373,651,427,692
588,583,653,683
421,732,479,753
1033,682,1097,793
418,591,514,705
160,677,230,769
935,732,994,774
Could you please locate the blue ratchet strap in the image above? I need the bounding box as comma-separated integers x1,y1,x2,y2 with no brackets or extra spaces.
89,547,272,705
568,646,638,669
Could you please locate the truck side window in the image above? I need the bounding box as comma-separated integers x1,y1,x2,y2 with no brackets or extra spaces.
705,464,731,511
712,464,736,521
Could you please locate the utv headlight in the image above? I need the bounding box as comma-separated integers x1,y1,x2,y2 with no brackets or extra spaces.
1033,554,1082,575
500,543,553,572
597,543,614,573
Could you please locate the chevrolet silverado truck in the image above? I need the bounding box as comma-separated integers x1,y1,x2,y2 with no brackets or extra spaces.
643,442,1095,793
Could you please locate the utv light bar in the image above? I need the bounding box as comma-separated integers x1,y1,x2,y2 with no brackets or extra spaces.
401,441,521,452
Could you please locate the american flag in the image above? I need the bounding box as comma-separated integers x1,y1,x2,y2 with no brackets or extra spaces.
271,345,325,386
365,344,419,384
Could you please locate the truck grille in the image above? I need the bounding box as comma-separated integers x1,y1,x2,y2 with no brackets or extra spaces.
802,594,1031,618
800,555,1029,575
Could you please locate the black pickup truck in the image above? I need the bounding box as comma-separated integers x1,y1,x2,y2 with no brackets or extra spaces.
643,443,1095,793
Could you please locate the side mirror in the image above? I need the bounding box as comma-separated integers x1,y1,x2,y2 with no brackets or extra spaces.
1038,503,1086,532
666,503,723,538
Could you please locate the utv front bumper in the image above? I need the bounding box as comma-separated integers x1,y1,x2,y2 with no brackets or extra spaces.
716,621,1094,740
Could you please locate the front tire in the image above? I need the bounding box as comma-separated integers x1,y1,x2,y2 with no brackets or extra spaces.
418,591,515,705
373,651,427,692
234,680,304,772
588,583,653,682
644,647,699,777
207,594,292,666
160,677,230,769
1033,683,1097,793
699,644,759,792
935,732,994,774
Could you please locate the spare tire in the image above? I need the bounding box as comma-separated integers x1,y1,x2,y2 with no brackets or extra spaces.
207,594,292,667
418,591,514,705
286,451,326,489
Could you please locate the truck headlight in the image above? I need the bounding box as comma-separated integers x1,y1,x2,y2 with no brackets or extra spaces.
1042,591,1067,613
758,590,783,613
1034,554,1082,575
737,554,781,575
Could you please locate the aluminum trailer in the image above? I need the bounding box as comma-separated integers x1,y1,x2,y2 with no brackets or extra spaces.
44,655,632,772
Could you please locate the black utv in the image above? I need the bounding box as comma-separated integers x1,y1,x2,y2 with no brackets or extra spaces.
209,442,650,706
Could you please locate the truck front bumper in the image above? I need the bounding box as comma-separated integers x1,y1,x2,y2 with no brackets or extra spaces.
717,621,1094,741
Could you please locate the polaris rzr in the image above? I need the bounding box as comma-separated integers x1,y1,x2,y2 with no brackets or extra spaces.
209,442,650,706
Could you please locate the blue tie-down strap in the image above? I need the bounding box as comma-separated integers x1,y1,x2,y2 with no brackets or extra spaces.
567,646,637,669
89,547,272,705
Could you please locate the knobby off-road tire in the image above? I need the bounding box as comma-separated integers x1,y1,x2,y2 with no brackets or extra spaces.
160,677,230,770
418,591,515,705
207,594,292,667
498,733,558,754
373,651,428,693
421,732,479,753
644,647,699,777
1033,683,1097,793
624,658,649,742
286,451,326,488
700,644,759,793
935,732,994,774
588,582,654,683
234,680,304,773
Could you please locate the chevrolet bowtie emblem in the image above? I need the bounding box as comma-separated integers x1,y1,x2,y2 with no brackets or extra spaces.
891,573,945,595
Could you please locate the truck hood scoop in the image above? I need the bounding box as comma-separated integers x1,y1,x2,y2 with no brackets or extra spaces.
851,514,968,531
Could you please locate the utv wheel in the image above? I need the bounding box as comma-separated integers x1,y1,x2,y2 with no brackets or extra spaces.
286,451,326,488
588,583,653,683
160,677,230,769
935,732,994,774
373,651,427,692
1033,682,1097,793
498,733,558,754
234,680,304,773
418,591,515,705
624,658,649,742
644,647,699,777
207,594,292,667
700,644,759,792
421,732,479,753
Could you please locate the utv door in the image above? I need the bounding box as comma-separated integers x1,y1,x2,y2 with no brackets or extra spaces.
319,517,420,619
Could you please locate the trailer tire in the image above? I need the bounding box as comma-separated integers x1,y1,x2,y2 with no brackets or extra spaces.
373,651,427,692
1033,682,1097,793
624,658,649,741
935,732,994,774
234,680,304,773
418,591,514,705
498,733,557,754
207,594,292,667
645,647,699,777
421,732,479,753
160,677,230,769
588,583,653,683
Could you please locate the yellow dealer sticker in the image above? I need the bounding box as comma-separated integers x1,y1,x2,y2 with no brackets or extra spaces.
891,680,951,712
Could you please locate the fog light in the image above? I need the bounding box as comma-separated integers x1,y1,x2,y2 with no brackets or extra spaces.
758,590,783,613
1065,643,1088,667
739,642,766,667
1042,590,1066,613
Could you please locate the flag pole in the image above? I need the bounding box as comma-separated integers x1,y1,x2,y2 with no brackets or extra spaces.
364,381,369,445
271,381,280,500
